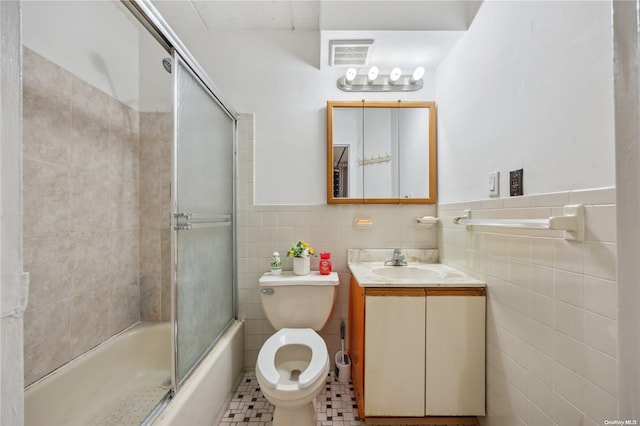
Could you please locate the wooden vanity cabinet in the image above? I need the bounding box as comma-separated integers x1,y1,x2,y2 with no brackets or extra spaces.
349,276,486,422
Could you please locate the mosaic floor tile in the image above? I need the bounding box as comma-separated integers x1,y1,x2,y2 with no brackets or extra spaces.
218,371,363,426
218,371,479,426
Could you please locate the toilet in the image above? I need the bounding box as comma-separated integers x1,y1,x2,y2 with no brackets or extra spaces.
256,271,339,426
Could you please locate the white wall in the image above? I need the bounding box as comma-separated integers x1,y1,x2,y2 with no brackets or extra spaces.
172,29,436,205
436,1,621,424
436,1,615,203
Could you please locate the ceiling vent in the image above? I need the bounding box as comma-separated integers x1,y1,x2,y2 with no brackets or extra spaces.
329,39,374,67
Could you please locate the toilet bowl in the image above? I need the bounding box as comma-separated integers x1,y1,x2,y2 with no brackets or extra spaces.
256,328,330,425
256,271,339,426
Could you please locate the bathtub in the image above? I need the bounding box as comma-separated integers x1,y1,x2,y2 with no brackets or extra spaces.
25,321,172,426
153,320,244,426
24,320,245,426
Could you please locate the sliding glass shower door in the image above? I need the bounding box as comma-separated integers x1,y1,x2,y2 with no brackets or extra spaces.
171,53,236,388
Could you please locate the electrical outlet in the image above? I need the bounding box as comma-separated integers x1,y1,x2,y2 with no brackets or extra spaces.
489,171,500,197
510,169,523,196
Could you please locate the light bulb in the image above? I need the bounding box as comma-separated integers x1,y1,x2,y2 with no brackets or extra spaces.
411,66,425,83
345,67,357,83
367,66,379,83
389,67,402,83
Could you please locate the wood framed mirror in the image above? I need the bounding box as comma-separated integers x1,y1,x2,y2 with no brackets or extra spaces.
327,100,436,204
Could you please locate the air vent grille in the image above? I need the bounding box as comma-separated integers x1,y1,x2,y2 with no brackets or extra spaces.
329,39,374,67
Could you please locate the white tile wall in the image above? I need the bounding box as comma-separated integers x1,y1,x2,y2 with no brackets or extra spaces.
439,188,618,425
236,114,437,370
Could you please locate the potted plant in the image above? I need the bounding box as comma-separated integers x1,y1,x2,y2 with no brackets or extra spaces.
287,241,314,275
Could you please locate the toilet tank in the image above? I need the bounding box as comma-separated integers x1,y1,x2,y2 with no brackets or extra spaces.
258,272,339,330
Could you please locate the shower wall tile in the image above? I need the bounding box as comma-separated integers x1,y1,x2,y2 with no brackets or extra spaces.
22,48,143,386
235,114,438,370
140,275,162,321
138,112,172,322
109,176,139,230
69,231,112,295
438,187,618,425
22,47,72,166
140,181,163,231
23,300,71,386
110,100,140,181
110,230,139,287
110,281,141,335
22,159,70,234
69,286,112,358
23,233,73,309
69,168,111,232
160,228,172,322
140,227,161,277
70,76,111,175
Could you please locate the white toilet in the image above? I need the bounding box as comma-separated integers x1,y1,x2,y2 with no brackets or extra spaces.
256,271,339,426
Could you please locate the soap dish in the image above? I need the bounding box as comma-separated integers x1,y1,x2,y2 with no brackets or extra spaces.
415,216,438,229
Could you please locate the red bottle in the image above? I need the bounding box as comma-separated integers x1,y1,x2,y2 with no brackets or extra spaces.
319,252,332,275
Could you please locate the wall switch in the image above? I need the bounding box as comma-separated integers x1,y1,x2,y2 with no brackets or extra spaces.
510,169,524,196
489,171,500,197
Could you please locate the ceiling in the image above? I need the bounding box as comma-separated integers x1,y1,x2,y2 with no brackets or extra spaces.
151,0,483,72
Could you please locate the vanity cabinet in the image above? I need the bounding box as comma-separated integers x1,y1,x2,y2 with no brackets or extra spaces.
349,276,486,422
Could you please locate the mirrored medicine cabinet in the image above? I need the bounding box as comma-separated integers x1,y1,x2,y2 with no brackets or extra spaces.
327,100,436,204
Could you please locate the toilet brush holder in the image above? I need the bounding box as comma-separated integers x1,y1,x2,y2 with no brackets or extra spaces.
334,351,351,384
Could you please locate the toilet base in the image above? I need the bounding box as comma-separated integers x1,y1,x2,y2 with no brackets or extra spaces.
273,401,316,426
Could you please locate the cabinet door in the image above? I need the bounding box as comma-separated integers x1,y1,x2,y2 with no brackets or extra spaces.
349,277,365,419
425,293,486,415
364,291,425,417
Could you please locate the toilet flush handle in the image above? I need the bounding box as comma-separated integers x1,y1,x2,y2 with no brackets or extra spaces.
260,288,274,295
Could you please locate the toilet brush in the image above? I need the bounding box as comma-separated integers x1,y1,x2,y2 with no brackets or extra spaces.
335,320,347,378
341,320,347,363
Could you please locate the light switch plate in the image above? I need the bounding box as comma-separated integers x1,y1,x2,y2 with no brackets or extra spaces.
489,171,500,197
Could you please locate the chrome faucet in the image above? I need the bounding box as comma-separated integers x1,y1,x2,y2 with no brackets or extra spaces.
384,248,407,266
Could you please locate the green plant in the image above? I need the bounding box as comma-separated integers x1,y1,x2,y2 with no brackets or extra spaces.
287,241,315,258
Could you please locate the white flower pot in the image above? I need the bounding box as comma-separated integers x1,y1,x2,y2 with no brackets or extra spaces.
293,256,311,275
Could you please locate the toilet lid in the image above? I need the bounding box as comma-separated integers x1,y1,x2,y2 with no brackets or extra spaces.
257,328,328,389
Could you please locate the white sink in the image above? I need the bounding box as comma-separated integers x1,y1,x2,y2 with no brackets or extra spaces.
347,249,485,287
372,266,441,280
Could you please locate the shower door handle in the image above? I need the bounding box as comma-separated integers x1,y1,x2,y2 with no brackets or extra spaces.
173,212,231,231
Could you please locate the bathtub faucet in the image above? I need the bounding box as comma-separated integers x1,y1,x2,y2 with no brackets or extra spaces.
384,248,407,266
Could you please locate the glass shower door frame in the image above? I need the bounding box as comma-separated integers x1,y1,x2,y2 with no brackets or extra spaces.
170,50,238,392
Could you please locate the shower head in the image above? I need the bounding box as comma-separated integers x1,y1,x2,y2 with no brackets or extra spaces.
162,58,172,74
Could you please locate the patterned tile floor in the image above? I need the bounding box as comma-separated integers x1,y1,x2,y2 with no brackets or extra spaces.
218,371,363,426
218,371,479,426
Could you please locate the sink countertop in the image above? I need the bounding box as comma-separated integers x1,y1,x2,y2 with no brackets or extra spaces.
347,249,485,288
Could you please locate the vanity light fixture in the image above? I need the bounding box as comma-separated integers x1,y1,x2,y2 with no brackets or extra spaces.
389,67,402,83
336,65,424,92
345,67,357,84
411,66,425,83
367,66,379,83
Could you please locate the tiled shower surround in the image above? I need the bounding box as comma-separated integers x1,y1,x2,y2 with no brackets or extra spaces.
22,47,171,385
439,190,617,425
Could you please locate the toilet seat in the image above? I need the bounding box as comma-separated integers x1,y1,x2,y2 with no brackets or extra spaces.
257,328,328,390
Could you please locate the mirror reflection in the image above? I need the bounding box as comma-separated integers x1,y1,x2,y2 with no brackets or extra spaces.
327,101,436,204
